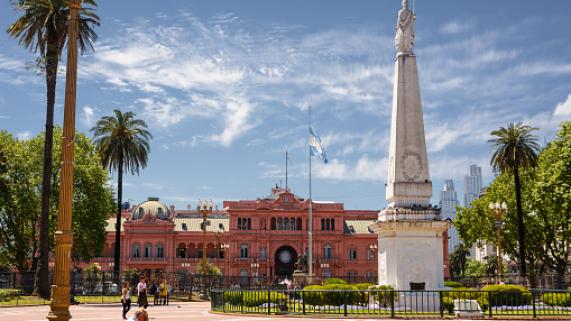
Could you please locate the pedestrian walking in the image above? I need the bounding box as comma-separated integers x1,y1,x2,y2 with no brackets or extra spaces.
121,282,132,320
159,279,168,305
136,275,148,308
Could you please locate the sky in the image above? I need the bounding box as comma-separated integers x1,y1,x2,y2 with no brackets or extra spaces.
1,1,571,211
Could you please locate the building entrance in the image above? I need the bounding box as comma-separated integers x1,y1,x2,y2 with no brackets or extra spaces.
274,246,297,276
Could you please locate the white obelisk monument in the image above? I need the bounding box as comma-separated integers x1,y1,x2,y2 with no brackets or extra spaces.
369,0,450,291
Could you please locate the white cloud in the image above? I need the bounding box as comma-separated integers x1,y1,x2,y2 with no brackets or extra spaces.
16,130,32,140
439,21,474,35
554,94,571,116
208,96,257,147
81,106,95,128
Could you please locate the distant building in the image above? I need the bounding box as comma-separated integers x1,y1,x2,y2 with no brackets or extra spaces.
440,180,459,252
463,164,483,207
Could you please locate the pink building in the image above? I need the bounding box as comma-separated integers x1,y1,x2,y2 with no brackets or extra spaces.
84,185,449,281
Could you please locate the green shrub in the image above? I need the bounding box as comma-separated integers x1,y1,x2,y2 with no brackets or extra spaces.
481,284,531,306
0,289,20,302
303,285,325,306
369,285,397,307
242,291,287,307
352,283,374,305
323,277,348,285
223,291,287,307
444,281,462,288
223,291,243,305
321,284,358,305
442,297,454,314
542,292,571,307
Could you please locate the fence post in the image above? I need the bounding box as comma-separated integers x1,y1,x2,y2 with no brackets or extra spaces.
487,291,492,318
241,291,244,314
532,290,537,318
439,290,444,318
302,291,306,315
267,289,271,315
390,291,395,318
344,293,348,317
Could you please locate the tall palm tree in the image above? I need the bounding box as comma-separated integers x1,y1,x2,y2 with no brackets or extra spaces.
91,110,152,277
7,0,99,298
489,122,540,277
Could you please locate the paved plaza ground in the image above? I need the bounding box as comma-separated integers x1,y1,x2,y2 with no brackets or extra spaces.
0,302,385,321
0,302,546,321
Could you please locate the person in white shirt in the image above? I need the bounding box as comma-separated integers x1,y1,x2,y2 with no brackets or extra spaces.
136,276,148,308
121,282,132,319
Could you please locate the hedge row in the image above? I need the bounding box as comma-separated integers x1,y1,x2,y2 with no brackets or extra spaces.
542,292,571,307
481,284,532,306
223,291,287,307
302,283,396,306
0,289,20,302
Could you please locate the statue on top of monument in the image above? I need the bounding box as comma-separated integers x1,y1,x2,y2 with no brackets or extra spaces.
395,0,415,55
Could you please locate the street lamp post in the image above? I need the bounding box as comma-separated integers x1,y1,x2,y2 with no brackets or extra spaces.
197,200,212,299
489,202,507,281
46,1,80,320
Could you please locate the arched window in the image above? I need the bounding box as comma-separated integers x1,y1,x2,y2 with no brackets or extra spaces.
240,243,249,258
247,218,252,230
271,218,276,230
137,207,144,219
331,219,335,231
290,218,295,230
296,218,302,230
144,243,152,258
324,244,332,259
156,243,164,258
325,218,330,231
283,218,289,230
277,218,283,230
240,268,249,287
132,244,140,258
157,207,165,219
321,219,325,230
238,218,242,230
177,243,187,258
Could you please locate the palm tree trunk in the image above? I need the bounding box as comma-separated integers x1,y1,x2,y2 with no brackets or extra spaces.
513,163,527,277
34,32,59,299
114,159,123,280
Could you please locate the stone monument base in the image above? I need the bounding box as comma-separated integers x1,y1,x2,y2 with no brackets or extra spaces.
292,272,317,286
369,207,450,290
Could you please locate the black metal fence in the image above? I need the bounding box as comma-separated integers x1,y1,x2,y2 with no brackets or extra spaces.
211,288,571,318
446,274,571,289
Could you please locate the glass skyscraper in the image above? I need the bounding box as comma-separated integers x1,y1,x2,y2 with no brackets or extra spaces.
440,179,459,252
463,164,483,207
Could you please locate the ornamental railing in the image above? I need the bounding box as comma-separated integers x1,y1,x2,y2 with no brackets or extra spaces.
211,288,571,318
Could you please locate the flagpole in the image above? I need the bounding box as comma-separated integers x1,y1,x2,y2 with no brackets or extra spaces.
308,105,313,277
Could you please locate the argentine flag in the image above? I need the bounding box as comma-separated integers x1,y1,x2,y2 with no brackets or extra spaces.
309,126,328,163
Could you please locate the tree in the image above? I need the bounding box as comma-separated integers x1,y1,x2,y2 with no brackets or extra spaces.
91,110,152,277
196,259,222,276
532,121,571,288
484,255,499,277
0,129,113,272
464,259,486,277
7,0,100,298
489,123,540,277
449,244,470,277
455,170,547,282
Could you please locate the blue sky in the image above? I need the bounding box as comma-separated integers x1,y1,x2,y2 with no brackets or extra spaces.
1,1,570,210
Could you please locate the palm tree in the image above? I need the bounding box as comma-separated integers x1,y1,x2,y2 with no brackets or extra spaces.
7,0,99,298
450,244,470,277
484,255,499,277
489,122,540,277
91,110,152,277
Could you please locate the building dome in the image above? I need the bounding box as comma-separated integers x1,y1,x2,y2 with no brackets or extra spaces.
132,197,170,220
